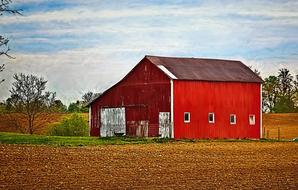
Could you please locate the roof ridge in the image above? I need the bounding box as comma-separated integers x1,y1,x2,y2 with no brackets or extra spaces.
145,55,241,62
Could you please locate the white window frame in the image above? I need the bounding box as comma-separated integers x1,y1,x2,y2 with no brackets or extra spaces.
230,114,236,125
208,112,215,124
249,114,255,125
184,112,190,123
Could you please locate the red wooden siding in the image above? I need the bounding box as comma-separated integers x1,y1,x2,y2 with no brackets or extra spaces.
173,80,261,139
90,58,171,136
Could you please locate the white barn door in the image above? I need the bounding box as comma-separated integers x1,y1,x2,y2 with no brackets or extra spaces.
159,112,170,138
100,107,126,137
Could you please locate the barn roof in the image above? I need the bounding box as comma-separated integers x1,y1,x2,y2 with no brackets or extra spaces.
146,55,263,83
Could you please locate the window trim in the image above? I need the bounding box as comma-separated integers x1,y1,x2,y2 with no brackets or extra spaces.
208,112,215,124
184,112,190,123
230,114,236,125
249,114,255,125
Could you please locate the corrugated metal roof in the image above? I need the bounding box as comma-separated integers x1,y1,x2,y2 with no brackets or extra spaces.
146,55,263,83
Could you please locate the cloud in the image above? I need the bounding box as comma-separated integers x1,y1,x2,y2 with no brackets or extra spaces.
1,0,297,104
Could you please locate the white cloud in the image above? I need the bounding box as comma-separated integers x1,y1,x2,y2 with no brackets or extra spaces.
1,0,298,104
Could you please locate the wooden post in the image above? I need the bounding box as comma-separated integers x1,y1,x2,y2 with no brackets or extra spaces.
263,127,265,138
267,130,269,139
278,127,280,141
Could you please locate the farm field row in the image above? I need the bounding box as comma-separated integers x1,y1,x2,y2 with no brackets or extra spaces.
0,142,297,189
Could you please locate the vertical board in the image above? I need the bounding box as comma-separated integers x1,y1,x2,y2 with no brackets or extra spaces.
173,81,261,139
126,106,148,137
100,107,126,137
159,112,170,138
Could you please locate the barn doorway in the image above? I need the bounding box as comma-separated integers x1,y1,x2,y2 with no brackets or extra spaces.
126,105,148,137
159,112,170,138
100,107,126,137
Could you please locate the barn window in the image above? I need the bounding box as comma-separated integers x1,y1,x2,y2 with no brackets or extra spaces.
230,114,236,125
184,112,190,123
249,115,255,125
208,113,215,123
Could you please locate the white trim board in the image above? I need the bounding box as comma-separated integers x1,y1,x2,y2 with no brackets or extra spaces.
158,65,177,79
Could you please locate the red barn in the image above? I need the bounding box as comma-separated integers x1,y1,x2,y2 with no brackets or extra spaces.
88,55,263,139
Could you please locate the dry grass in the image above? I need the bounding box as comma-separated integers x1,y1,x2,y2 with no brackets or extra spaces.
263,113,298,139
0,113,88,135
0,142,297,189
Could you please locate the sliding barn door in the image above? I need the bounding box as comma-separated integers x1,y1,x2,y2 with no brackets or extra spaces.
100,107,126,137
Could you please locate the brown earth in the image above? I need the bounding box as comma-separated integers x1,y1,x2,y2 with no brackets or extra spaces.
0,142,297,189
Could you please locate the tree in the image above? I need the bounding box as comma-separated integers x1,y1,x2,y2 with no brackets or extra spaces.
8,73,56,134
82,91,94,104
0,0,21,84
262,76,279,112
48,113,89,136
68,101,81,113
262,68,298,113
50,99,67,113
82,91,101,105
278,68,293,97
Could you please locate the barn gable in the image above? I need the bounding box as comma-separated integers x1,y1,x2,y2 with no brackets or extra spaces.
89,57,171,106
89,57,171,137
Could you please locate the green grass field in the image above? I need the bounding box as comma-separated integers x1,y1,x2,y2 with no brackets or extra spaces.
0,132,156,146
0,132,293,147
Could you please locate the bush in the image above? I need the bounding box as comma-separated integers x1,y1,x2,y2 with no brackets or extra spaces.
48,113,89,136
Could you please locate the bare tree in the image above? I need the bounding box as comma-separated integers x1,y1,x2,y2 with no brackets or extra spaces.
7,73,56,134
82,91,101,105
0,0,22,84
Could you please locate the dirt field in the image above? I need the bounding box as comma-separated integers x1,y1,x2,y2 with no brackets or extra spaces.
0,142,297,189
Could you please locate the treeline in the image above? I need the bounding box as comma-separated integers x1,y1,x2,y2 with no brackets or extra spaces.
262,68,298,113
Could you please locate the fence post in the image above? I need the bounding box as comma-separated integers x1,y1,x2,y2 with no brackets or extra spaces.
267,130,269,139
278,127,280,141
263,127,265,138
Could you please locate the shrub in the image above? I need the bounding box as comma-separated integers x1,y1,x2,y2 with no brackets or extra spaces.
48,113,89,136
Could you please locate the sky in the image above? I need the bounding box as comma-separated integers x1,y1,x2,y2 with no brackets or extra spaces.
0,0,297,105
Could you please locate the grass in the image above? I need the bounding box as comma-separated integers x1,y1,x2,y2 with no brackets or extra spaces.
0,132,159,146
0,132,294,147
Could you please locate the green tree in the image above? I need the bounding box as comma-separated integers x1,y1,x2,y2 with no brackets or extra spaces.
263,68,298,113
262,76,279,112
68,101,81,113
278,68,293,96
48,113,89,136
50,100,67,113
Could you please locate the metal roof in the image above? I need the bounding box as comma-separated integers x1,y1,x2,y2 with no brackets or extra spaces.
146,55,263,83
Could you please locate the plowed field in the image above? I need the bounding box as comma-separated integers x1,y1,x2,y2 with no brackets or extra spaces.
0,142,297,189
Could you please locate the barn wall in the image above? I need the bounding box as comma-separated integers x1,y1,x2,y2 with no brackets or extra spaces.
90,59,171,136
173,81,261,139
